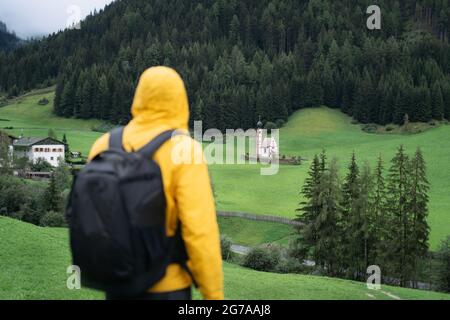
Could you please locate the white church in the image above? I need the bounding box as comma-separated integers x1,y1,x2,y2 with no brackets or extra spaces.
255,119,278,162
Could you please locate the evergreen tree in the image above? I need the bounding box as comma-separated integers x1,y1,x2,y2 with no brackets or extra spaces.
62,134,70,161
373,155,389,269
0,134,13,176
54,159,71,193
408,148,430,287
386,145,412,286
357,162,376,277
304,68,324,107
340,152,360,277
430,81,445,120
48,129,57,140
43,173,62,213
441,80,450,119
295,154,322,260
436,236,450,293
314,158,342,276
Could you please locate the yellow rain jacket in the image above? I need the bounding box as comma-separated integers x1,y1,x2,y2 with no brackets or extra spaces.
88,66,224,300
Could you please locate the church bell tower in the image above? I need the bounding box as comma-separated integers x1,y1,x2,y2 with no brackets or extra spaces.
256,116,263,160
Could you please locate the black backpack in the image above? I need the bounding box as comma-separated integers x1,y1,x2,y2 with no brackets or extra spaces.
66,127,191,296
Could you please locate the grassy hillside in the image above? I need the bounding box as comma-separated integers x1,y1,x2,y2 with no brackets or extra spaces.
1,91,449,248
218,217,295,246
210,108,450,249
0,90,102,156
1,217,449,300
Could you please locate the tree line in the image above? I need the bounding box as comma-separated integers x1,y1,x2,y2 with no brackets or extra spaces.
0,0,450,130
294,146,430,287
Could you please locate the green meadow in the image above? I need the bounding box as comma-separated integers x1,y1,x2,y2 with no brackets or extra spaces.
218,217,295,246
1,217,448,300
211,108,450,249
1,90,450,248
0,90,102,156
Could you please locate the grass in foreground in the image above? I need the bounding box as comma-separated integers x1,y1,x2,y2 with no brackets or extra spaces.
1,217,449,300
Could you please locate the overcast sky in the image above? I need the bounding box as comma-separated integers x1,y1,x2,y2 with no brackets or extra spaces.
0,0,115,38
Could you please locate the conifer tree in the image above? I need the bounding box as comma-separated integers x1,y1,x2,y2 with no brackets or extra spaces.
43,173,61,213
357,162,376,277
386,145,411,286
441,80,450,119
408,148,430,287
373,155,389,269
295,154,322,259
340,152,360,277
431,81,445,120
436,236,450,293
314,158,342,276
62,134,70,162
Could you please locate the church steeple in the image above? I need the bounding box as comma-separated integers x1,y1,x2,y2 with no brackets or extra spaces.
256,116,262,161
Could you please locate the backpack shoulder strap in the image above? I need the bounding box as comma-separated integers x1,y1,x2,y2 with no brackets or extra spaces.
138,129,185,159
109,127,125,151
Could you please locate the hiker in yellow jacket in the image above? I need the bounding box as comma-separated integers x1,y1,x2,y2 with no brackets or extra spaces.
88,66,224,300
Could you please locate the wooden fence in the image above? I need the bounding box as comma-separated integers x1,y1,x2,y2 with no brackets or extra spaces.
217,211,302,227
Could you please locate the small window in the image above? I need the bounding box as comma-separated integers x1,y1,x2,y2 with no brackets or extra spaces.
50,157,54,161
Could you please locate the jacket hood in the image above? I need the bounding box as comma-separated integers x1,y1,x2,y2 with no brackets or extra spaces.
131,66,189,130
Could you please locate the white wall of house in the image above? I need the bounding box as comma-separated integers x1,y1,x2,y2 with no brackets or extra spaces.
31,144,65,167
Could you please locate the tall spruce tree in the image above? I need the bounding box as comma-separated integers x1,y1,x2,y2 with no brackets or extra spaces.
62,134,70,161
314,158,342,276
357,162,376,278
43,173,61,213
373,155,389,271
295,154,322,260
436,236,450,293
431,81,445,120
408,148,430,287
340,152,361,278
386,145,412,286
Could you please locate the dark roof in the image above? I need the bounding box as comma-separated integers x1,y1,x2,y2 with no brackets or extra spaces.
13,137,65,147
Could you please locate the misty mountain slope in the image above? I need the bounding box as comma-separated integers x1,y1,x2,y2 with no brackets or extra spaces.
0,21,20,51
0,0,449,128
